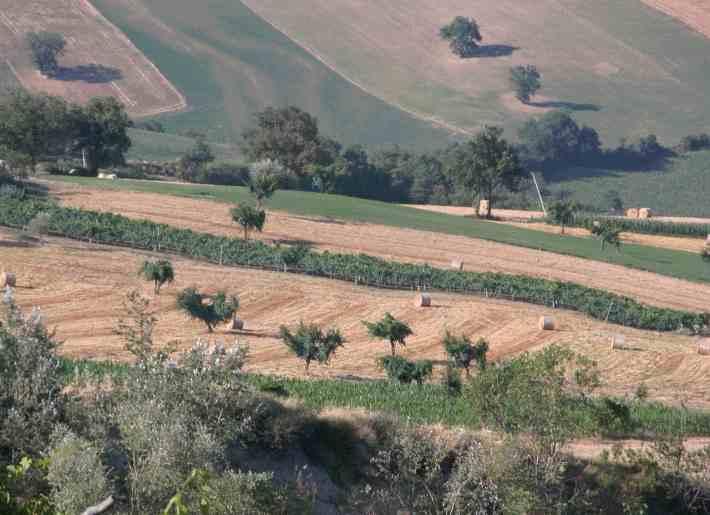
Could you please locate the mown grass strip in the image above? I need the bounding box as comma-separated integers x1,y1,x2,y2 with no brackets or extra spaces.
48,176,710,285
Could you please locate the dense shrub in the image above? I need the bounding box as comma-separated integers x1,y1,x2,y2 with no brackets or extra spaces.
0,198,705,333
679,133,710,153
197,161,250,186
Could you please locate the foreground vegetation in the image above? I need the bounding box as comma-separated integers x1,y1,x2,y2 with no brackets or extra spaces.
1,197,707,332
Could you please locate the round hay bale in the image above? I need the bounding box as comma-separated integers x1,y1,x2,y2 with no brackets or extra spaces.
638,208,652,219
232,318,244,331
451,260,464,271
538,316,555,331
698,338,710,356
478,199,490,216
1,272,16,288
625,208,639,219
415,293,431,307
610,334,626,350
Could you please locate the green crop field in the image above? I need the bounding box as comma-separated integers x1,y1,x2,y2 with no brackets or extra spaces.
48,176,710,285
548,150,710,218
244,0,710,145
90,0,456,151
126,129,241,162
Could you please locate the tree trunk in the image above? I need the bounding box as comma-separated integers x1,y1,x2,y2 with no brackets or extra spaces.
244,227,249,241
305,359,311,373
206,322,214,333
154,280,160,294
561,224,565,235
390,341,396,356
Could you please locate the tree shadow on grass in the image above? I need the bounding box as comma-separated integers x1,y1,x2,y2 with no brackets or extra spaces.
467,44,519,58
528,100,601,112
54,64,123,84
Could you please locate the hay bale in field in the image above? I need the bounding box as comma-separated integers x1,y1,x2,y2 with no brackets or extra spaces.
538,316,555,331
610,334,626,350
638,208,652,219
625,208,639,219
705,234,710,247
478,199,490,216
414,292,431,307
451,260,464,271
698,338,710,356
232,318,244,331
1,272,16,288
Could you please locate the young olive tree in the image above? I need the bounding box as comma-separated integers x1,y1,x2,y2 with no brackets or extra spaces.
443,331,488,376
177,288,239,333
363,312,413,356
230,204,266,240
279,321,345,372
139,259,175,294
548,200,577,235
592,222,623,252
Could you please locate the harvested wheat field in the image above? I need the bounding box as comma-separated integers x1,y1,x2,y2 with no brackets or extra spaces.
641,0,710,39
0,0,185,116
408,204,707,254
1,228,708,406
50,183,710,314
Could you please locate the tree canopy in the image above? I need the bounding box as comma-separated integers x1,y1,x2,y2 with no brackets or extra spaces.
178,139,215,182
443,332,488,375
139,260,175,294
363,312,413,356
247,159,282,208
548,200,578,235
176,288,239,332
27,32,66,76
230,204,266,240
378,355,433,384
509,65,542,104
448,126,524,217
279,322,345,372
439,17,482,58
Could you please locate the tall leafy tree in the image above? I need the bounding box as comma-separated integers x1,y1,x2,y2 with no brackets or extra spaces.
247,159,282,208
363,313,413,356
241,107,328,177
176,288,239,333
138,260,175,294
27,32,66,76
70,97,131,174
548,200,578,235
439,17,482,58
230,204,266,240
0,91,70,172
509,65,542,104
448,126,524,217
279,322,345,372
443,332,488,376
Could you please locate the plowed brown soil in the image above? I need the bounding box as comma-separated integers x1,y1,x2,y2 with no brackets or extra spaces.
50,183,710,314
2,228,708,406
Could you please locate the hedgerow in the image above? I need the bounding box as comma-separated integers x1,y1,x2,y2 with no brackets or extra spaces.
0,198,706,332
551,213,710,239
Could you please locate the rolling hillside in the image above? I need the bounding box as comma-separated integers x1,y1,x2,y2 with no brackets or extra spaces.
89,0,457,150
244,0,710,145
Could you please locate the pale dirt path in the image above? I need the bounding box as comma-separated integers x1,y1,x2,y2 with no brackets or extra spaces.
2,228,709,406
48,182,710,314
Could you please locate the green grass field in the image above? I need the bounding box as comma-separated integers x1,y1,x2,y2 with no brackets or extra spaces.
244,0,710,146
91,0,456,151
126,129,241,162
548,150,710,218
49,176,710,285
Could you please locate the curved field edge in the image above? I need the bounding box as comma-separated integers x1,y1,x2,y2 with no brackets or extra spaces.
47,176,710,286
1,196,706,333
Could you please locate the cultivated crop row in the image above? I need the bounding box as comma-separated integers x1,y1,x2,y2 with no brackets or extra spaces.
1,198,707,332
562,213,710,239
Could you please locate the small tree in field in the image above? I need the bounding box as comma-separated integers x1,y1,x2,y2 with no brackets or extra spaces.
139,259,174,294
176,287,239,332
509,65,541,104
548,200,577,235
230,204,266,240
378,356,433,385
592,222,623,252
363,312,413,356
443,331,488,376
439,17,482,58
27,32,66,77
248,159,282,208
279,322,345,372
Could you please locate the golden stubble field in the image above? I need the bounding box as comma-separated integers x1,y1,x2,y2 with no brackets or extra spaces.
0,0,185,116
2,227,708,407
50,182,710,314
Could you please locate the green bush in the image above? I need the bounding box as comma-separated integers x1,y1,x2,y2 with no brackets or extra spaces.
0,198,706,332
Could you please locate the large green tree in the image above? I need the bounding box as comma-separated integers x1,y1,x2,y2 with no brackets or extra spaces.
509,65,542,104
279,322,345,372
241,107,329,177
178,139,215,182
230,204,266,240
27,32,66,77
71,97,131,174
363,313,413,356
448,126,524,217
0,91,70,172
439,17,482,58
176,288,239,333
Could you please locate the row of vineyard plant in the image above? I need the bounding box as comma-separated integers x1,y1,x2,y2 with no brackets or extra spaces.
1,198,707,332
548,213,710,239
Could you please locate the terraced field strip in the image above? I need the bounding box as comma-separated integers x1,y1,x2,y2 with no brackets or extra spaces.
46,179,710,313
2,228,706,406
0,0,185,116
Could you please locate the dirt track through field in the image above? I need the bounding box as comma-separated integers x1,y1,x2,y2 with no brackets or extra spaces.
50,183,710,314
2,228,708,406
0,0,185,116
